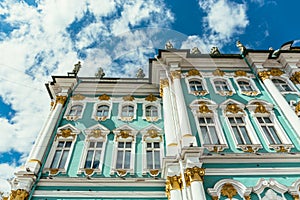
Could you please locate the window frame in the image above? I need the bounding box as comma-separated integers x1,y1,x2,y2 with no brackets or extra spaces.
78,124,110,176
221,100,262,153
234,77,260,96
92,101,112,121
142,102,162,122
111,125,138,176
190,100,227,152
271,77,298,94
211,77,235,96
247,101,293,152
140,125,164,176
44,124,80,175
64,102,86,121
118,102,137,122
185,76,209,96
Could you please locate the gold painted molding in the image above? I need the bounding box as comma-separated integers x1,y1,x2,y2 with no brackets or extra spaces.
28,159,42,166
258,69,284,81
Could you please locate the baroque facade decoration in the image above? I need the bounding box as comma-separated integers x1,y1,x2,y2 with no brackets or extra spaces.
6,40,300,200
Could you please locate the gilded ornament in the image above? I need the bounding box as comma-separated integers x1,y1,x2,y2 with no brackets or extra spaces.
213,68,225,76
258,71,270,81
9,189,29,200
187,69,201,77
55,95,67,106
120,116,134,122
85,168,94,175
185,166,205,182
183,171,191,187
221,183,237,199
117,169,127,176
225,104,243,114
241,91,259,96
290,71,300,84
219,90,233,96
198,102,212,114
149,169,160,176
145,94,157,102
254,103,269,114
71,94,85,100
211,196,219,200
293,195,300,200
193,90,208,96
244,146,254,153
49,168,59,175
123,95,135,101
58,129,74,138
170,70,181,80
98,94,110,101
295,102,300,115
234,70,247,77
28,159,42,166
244,195,251,200
269,68,284,77
119,130,131,139
90,129,102,138
147,129,159,138
276,146,288,153
146,116,159,122
96,116,107,121
165,179,171,199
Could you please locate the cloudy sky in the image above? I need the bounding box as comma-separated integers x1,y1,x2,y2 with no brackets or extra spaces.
0,0,299,193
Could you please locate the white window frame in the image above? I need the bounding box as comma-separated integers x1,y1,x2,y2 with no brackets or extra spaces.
211,77,235,96
271,77,298,94
92,101,112,121
44,124,80,175
140,125,164,177
118,101,137,122
190,100,227,152
142,102,161,122
64,102,86,121
111,125,138,176
221,100,261,153
78,124,110,176
234,77,261,96
247,101,293,152
185,76,209,96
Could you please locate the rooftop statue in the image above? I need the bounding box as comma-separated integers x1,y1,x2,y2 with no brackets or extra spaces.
210,47,221,55
236,40,246,53
73,61,81,74
165,41,174,49
136,68,145,79
95,67,105,78
191,47,201,55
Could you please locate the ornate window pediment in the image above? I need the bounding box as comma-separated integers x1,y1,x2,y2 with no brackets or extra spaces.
92,100,112,121
64,101,86,121
185,72,209,96
235,77,261,96
211,77,235,96
118,100,137,122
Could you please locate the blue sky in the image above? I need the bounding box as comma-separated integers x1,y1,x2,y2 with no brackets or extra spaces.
0,0,299,193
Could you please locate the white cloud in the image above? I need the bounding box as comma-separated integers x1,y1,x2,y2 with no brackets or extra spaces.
0,0,174,178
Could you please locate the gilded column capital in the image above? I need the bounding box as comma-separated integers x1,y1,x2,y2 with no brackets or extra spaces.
258,70,270,81
55,95,67,105
170,70,182,80
290,71,300,84
9,189,29,200
167,175,182,191
295,102,300,115
160,79,169,97
185,166,205,182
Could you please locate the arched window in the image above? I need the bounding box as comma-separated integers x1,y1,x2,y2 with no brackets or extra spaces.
235,78,260,96
211,78,234,96
121,105,134,117
238,80,253,92
214,80,230,91
96,105,109,117
146,105,158,118
272,78,293,92
189,80,204,92
69,105,83,116
185,74,208,96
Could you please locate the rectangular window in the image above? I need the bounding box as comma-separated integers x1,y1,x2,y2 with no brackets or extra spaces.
146,142,161,169
198,117,220,145
84,141,103,169
228,117,251,145
50,141,72,169
215,80,230,91
116,142,132,169
257,117,281,145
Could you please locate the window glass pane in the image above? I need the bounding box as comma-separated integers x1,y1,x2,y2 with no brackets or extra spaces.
124,150,131,169
84,150,93,168
257,117,263,123
57,142,64,148
201,126,210,144
93,150,101,168
65,141,72,148
116,151,123,169
232,127,243,144
236,117,243,123
51,150,62,168
209,126,220,144
262,126,274,144
198,117,205,124
263,117,272,123
146,150,153,169
125,142,132,148
240,127,251,144
228,117,235,123
154,142,160,148
118,142,124,148
154,151,161,169
58,150,69,168
147,143,152,148
89,142,95,148
96,142,103,148
269,126,281,144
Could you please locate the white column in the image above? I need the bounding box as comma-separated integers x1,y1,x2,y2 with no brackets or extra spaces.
161,79,178,156
186,167,206,200
258,73,300,137
171,71,196,147
170,190,183,200
25,95,67,174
